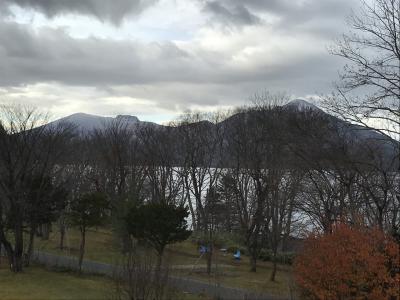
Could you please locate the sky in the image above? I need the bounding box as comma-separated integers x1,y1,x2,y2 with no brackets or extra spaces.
0,0,361,123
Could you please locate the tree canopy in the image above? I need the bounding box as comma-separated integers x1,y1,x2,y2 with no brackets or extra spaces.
126,202,191,256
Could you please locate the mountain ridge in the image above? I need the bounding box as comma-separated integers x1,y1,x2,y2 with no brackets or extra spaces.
45,100,397,169
49,99,321,132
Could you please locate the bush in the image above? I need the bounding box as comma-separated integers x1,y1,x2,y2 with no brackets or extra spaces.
258,249,295,265
293,224,400,299
110,247,173,300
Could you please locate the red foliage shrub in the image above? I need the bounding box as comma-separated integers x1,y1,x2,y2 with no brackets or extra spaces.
294,224,399,299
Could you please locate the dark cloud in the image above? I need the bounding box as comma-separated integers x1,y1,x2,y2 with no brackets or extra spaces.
203,1,261,27
201,0,358,35
0,20,343,98
0,21,197,86
0,0,356,112
2,0,158,25
207,0,355,18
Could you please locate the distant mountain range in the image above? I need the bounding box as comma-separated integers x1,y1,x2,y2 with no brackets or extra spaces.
50,99,323,132
50,112,154,132
47,99,398,169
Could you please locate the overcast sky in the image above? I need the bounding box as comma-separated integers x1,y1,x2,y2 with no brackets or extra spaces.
0,0,360,123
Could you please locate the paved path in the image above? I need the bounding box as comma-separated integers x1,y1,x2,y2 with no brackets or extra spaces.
172,263,234,270
32,250,289,300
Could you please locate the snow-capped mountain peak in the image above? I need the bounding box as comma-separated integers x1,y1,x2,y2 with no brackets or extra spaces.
283,99,322,112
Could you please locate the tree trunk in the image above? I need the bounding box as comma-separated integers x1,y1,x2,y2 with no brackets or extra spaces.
249,252,257,272
206,247,212,275
13,221,24,272
36,225,43,237
121,232,132,254
186,192,197,231
270,248,278,282
14,253,23,272
154,249,164,300
41,223,51,240
25,225,36,267
59,224,65,250
156,251,163,274
282,203,294,252
0,235,16,271
0,218,23,272
78,227,86,273
206,228,213,275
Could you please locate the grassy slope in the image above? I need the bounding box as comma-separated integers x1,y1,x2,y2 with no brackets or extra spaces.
34,227,121,264
0,265,111,300
173,259,294,296
0,260,209,300
33,227,294,297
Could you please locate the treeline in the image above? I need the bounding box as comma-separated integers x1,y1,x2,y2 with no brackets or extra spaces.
0,100,398,280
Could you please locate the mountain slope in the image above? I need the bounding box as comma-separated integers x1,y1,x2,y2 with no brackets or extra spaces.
49,113,148,133
47,100,398,169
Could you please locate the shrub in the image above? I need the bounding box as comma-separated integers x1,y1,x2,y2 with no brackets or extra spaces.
259,250,295,265
294,224,400,299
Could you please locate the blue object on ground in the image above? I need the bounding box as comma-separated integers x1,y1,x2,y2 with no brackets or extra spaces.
233,250,241,260
199,245,209,254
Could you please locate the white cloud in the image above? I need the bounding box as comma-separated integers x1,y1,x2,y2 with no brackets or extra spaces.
0,0,358,122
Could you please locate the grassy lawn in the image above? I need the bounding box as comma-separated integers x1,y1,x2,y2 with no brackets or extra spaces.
173,259,295,296
0,261,111,299
32,227,295,297
168,240,296,296
33,227,122,264
0,259,210,300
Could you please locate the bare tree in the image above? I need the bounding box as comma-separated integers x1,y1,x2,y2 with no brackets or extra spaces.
110,246,171,300
177,113,212,231
57,134,93,251
138,124,183,206
91,118,147,253
325,0,400,239
326,0,400,137
286,105,399,239
223,94,298,275
176,112,226,275
266,170,302,281
224,111,268,273
353,142,399,234
0,104,73,271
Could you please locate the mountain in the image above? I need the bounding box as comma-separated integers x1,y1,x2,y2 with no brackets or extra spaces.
51,99,322,132
284,99,394,146
219,99,397,168
283,99,322,112
48,112,153,133
47,100,398,169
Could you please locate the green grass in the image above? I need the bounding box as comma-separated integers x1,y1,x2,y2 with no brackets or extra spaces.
169,241,296,296
0,264,111,299
174,259,295,296
0,260,210,300
34,227,121,264
32,227,295,297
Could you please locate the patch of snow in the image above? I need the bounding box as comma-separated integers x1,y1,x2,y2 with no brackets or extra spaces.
283,99,322,112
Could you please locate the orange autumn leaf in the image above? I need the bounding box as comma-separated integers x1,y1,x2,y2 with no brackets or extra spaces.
294,224,400,300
